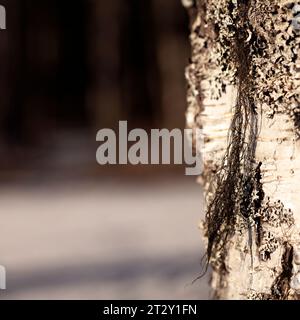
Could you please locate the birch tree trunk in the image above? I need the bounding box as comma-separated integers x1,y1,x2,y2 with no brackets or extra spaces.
184,0,300,299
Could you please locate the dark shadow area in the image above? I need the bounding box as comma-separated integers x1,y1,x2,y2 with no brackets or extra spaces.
0,0,190,176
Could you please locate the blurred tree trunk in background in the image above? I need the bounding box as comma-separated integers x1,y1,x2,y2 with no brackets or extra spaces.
0,0,189,145
86,0,122,129
87,0,189,130
87,0,163,130
153,0,190,130
1,0,88,146
185,0,300,299
0,0,189,172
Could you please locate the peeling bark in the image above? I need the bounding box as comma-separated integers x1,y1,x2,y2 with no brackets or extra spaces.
184,0,300,299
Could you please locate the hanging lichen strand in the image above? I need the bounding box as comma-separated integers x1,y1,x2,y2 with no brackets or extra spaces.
204,0,260,271
185,0,300,299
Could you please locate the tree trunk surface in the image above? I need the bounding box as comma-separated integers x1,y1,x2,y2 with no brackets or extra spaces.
184,0,300,299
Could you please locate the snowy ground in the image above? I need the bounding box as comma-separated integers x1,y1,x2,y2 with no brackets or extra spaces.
0,177,211,299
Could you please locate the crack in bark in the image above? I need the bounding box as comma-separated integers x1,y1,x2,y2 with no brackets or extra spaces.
250,243,294,299
270,242,294,299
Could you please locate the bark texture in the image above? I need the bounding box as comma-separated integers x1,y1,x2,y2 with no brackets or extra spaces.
184,0,300,299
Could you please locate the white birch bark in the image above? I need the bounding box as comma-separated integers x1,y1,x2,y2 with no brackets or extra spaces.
184,0,300,299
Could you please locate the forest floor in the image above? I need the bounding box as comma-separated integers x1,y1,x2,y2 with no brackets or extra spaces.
0,177,211,299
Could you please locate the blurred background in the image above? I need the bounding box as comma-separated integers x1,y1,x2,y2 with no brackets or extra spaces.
0,0,210,299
